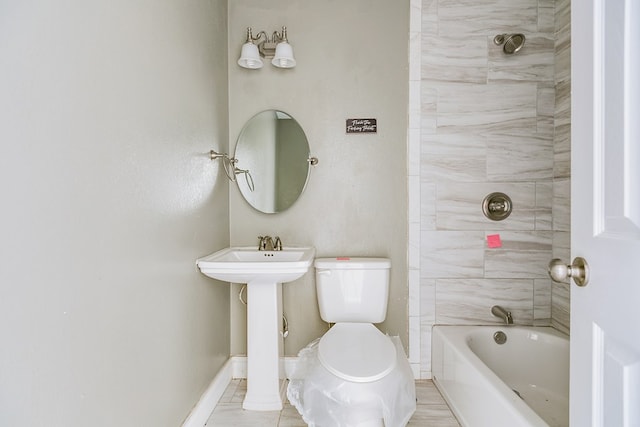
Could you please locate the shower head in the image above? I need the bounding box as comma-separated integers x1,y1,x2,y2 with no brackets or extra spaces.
493,33,525,54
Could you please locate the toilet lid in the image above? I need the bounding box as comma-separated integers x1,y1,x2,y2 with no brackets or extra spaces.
317,323,397,383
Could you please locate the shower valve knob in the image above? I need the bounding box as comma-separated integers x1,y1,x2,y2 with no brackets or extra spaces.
548,257,590,287
482,192,512,221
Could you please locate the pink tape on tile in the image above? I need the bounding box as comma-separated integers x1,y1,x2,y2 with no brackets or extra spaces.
487,234,502,248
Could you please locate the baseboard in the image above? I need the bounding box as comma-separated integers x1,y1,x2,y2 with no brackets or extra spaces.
410,363,421,379
283,356,299,378
230,355,300,379
181,358,233,427
183,353,419,426
181,356,300,427
230,355,247,378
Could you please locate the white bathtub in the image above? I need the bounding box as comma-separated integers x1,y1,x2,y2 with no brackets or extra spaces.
432,325,569,427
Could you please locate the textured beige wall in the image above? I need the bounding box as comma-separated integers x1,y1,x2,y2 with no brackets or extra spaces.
228,0,410,356
0,2,230,426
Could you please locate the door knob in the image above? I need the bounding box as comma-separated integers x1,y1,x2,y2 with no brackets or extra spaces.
548,257,590,287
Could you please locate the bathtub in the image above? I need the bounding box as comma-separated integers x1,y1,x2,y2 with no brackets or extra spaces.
431,325,569,427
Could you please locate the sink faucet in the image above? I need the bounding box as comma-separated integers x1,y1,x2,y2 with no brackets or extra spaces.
491,305,514,325
258,236,274,251
258,235,283,251
273,236,282,251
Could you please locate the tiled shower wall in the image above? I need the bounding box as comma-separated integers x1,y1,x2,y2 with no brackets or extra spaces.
415,0,570,378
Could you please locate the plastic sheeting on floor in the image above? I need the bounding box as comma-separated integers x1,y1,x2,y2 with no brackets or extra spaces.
287,336,416,427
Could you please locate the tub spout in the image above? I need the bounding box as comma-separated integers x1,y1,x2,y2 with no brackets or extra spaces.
491,305,513,325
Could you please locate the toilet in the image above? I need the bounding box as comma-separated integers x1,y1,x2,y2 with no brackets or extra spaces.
287,257,416,427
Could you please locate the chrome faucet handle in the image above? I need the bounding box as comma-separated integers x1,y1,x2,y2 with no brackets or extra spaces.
262,236,275,251
273,236,282,251
257,235,270,251
265,237,275,251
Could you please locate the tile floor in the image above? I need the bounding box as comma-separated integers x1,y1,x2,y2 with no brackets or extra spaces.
205,379,460,426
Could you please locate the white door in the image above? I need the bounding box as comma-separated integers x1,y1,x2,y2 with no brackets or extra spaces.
571,0,640,426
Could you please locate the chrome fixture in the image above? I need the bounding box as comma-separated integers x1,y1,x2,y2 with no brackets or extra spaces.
482,192,513,221
238,26,296,69
258,235,283,251
493,330,507,345
258,236,274,251
493,33,526,54
274,236,282,251
491,305,513,325
548,257,590,287
234,166,255,192
209,150,254,192
210,149,237,181
282,314,289,338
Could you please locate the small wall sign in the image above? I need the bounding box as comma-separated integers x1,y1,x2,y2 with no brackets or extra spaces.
346,118,377,134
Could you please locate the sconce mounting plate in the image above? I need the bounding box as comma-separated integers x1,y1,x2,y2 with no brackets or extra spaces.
258,41,278,59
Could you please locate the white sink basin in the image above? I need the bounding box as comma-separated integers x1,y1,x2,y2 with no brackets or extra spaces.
196,245,316,411
196,246,316,284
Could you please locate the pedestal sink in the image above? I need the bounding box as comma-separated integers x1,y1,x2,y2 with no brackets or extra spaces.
196,246,315,411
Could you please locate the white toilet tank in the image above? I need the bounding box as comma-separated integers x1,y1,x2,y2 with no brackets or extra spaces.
314,257,391,323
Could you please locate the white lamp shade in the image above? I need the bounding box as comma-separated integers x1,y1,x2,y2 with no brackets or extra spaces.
271,42,296,68
238,42,263,69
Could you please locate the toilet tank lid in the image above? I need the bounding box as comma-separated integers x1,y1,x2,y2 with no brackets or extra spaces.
314,257,391,269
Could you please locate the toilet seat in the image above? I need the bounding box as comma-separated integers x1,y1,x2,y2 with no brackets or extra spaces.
317,323,397,383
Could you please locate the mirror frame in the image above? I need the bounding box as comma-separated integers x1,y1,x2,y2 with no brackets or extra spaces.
233,110,311,214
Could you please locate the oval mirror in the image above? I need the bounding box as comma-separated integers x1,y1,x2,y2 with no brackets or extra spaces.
234,110,311,214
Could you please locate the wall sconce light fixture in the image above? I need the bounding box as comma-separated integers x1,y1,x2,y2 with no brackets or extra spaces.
237,26,296,70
